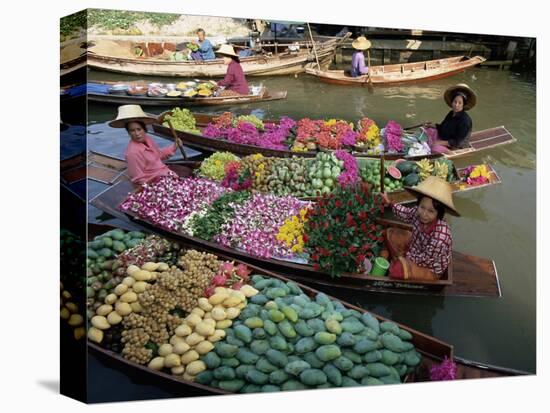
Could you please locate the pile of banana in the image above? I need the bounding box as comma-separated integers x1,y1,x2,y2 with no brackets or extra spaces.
416,158,434,181
433,160,450,181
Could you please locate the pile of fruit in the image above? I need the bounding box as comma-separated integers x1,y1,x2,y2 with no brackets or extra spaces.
193,275,422,392
263,157,311,198
199,152,241,181
175,81,217,97
162,108,200,133
359,158,456,193
306,153,344,196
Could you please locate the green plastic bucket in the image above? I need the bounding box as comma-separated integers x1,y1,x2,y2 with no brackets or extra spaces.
370,257,390,277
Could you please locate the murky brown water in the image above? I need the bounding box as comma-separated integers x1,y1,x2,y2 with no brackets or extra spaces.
88,66,536,373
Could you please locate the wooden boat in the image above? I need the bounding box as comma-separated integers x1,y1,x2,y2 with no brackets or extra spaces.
353,126,517,161
87,82,287,107
86,34,349,77
90,178,502,298
152,112,516,160
305,56,486,85
86,222,524,397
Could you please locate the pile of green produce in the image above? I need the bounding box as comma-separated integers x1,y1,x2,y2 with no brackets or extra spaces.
61,228,86,290
194,275,422,392
359,159,382,192
199,152,240,181
163,108,200,133
233,115,264,131
86,229,147,319
306,153,344,196
264,157,311,197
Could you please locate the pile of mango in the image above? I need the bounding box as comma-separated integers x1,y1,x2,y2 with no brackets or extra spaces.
194,275,422,392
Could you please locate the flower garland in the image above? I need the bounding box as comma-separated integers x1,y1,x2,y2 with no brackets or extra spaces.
334,150,360,187
119,176,228,232
276,207,310,254
383,120,404,153
464,164,491,185
215,194,308,258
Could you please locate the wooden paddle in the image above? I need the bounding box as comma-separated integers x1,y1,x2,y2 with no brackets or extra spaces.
366,49,374,93
166,119,188,160
403,123,426,131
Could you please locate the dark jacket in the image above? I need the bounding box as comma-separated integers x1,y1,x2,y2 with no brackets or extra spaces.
436,110,472,148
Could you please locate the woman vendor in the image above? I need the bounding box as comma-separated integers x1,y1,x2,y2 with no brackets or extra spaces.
350,36,371,77
380,176,459,281
109,105,183,186
213,44,249,96
423,83,476,153
190,28,216,60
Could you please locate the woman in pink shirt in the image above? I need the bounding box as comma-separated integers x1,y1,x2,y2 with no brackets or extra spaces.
109,105,183,186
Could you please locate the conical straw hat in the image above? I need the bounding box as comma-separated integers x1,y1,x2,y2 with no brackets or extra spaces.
216,44,239,59
444,83,477,111
405,176,460,216
108,105,158,128
352,36,372,50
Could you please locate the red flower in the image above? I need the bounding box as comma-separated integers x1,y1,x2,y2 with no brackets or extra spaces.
327,233,333,241
360,223,367,233
347,200,353,207
358,211,367,221
338,239,346,247
302,234,309,243
335,200,342,208
313,263,320,271
348,246,358,253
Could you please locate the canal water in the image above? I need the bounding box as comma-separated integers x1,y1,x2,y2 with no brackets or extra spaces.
88,66,536,374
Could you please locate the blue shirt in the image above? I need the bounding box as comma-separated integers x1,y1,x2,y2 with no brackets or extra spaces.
198,39,215,60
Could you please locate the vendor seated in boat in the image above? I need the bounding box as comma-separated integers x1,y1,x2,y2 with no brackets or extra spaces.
190,28,216,61
213,44,249,96
350,36,371,77
380,176,459,281
109,105,183,186
423,84,476,153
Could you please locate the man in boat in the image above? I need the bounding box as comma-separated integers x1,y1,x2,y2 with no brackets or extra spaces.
109,105,184,186
350,36,372,77
423,84,476,153
380,176,458,281
190,28,216,61
213,44,249,96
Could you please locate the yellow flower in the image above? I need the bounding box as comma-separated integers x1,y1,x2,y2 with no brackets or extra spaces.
255,172,260,178
259,164,265,171
325,119,337,127
252,153,264,161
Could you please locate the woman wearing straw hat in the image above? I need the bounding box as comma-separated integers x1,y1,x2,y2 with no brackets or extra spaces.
213,44,249,96
350,36,372,78
380,176,459,281
109,104,183,186
423,83,477,153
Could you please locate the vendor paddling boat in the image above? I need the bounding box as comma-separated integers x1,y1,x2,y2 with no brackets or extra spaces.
305,56,486,86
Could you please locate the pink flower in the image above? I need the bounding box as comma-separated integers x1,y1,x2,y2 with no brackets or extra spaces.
235,263,251,280
429,357,457,381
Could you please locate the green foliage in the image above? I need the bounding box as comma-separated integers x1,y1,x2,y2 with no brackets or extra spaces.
60,10,87,39
87,9,181,31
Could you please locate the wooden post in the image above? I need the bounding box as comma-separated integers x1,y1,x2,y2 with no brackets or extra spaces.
307,23,321,69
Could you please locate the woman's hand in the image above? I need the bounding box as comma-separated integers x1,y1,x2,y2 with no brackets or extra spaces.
381,192,391,206
175,137,183,147
423,121,435,128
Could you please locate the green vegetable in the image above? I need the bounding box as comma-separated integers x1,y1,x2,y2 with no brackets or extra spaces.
380,333,405,352
269,369,290,384
314,332,337,345
347,365,369,380
236,348,260,365
265,349,288,368
381,350,400,366
221,357,240,368
269,335,288,352
332,356,354,371
278,320,297,339
354,339,379,354
322,364,342,386
215,343,239,358
284,360,312,376
300,369,327,386
336,332,357,347
213,366,236,381
219,379,245,392
281,306,298,323
245,317,264,329
295,337,317,354
263,319,278,336
250,339,270,355
315,345,341,362
341,377,360,387
281,380,308,391
255,358,279,374
245,369,269,385
363,350,383,363
236,364,256,379
234,325,253,344
261,384,280,392
295,320,315,337
195,370,214,385
366,363,392,377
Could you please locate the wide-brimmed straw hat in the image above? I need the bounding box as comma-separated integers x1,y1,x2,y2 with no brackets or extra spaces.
405,176,460,216
444,83,477,111
352,36,372,51
216,44,239,60
109,105,158,128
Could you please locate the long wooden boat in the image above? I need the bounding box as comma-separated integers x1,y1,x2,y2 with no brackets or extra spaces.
353,126,518,161
152,112,516,160
87,83,287,107
86,34,349,77
86,222,524,398
90,179,502,298
305,56,486,85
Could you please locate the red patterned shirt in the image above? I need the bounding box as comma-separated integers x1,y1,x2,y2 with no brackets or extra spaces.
392,204,452,275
